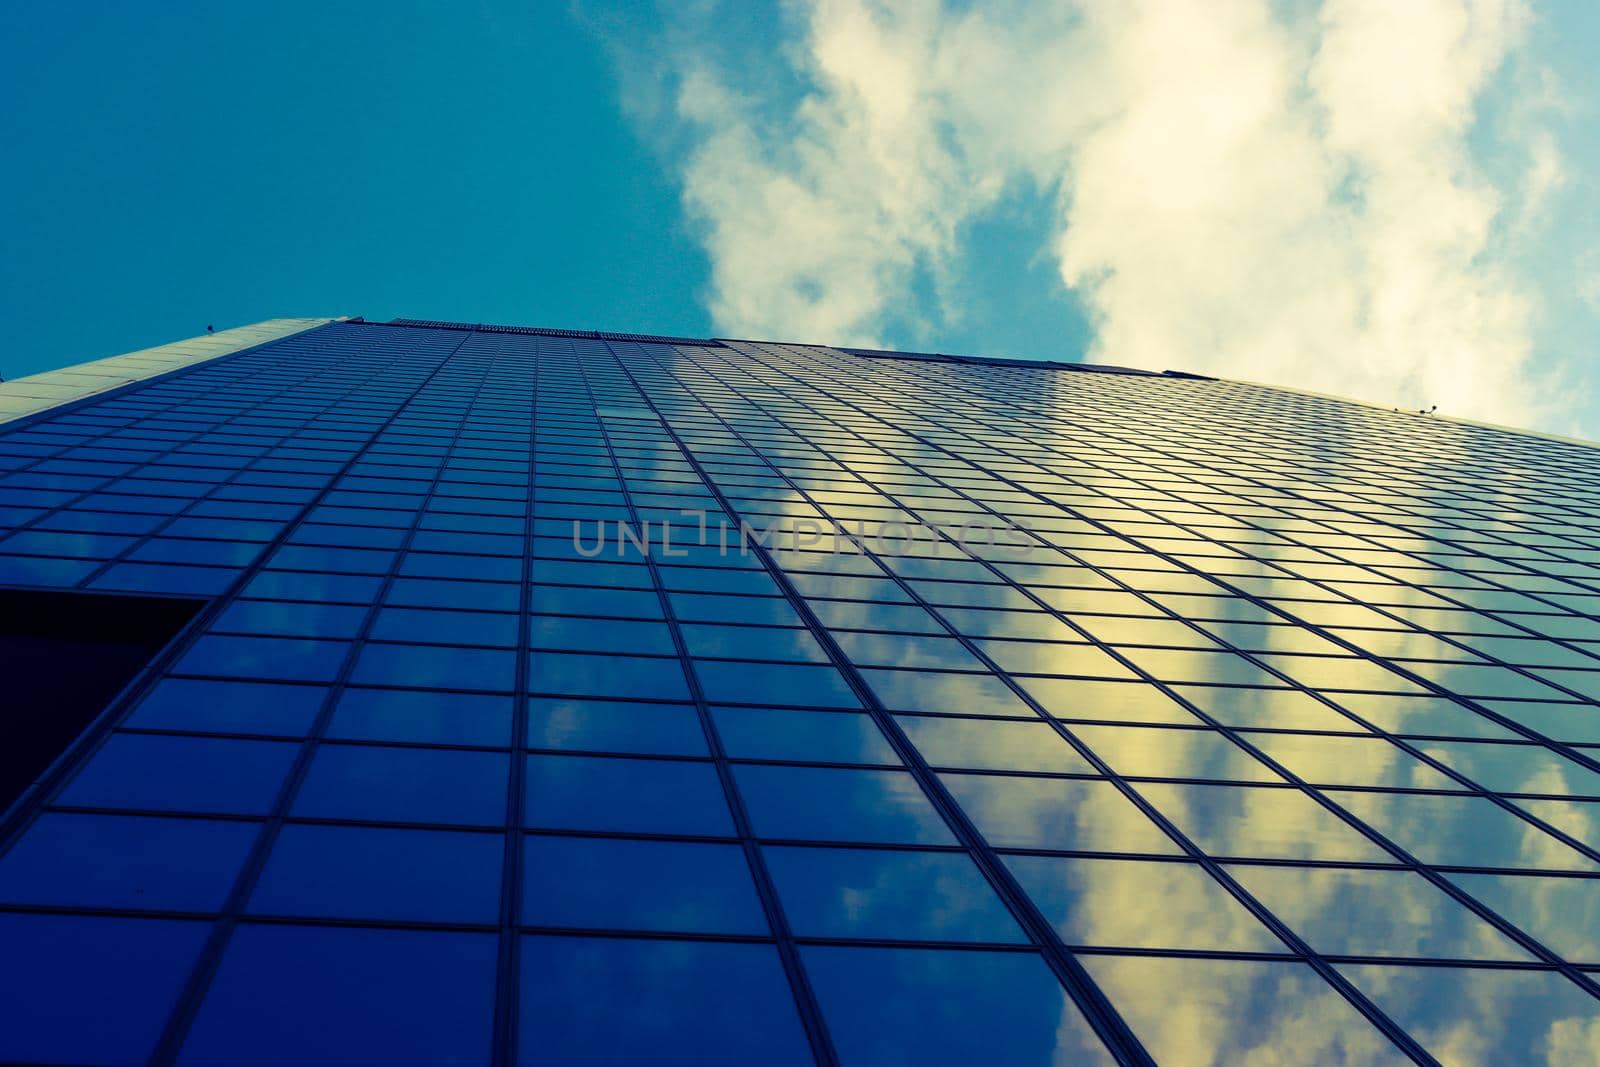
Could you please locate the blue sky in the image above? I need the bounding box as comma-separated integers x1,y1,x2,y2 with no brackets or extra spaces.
3,1,1595,437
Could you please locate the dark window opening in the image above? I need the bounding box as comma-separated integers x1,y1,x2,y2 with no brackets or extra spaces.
0,588,203,815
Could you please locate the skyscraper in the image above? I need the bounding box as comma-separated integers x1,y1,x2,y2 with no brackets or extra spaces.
2,317,1599,1065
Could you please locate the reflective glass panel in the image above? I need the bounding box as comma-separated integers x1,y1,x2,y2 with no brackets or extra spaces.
899,716,1095,774
518,936,812,1066
1084,956,1400,1065
1137,782,1390,862
941,774,1179,854
804,945,1114,1066
524,755,734,836
1341,965,1600,1066
765,845,1026,942
735,765,955,845
178,924,496,1067
1007,855,1280,951
522,836,767,934
1229,864,1531,960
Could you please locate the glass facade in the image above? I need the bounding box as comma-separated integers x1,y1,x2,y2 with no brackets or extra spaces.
2,318,1600,1064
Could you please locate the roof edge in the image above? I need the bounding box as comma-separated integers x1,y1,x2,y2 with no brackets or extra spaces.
0,318,341,429
382,318,724,347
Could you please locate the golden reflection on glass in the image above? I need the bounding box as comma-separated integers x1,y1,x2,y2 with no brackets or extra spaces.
1070,725,1281,783
1329,791,1600,872
1006,856,1281,952
940,773,1180,854
1249,734,1462,790
1198,620,1350,656
1066,614,1219,649
996,561,1122,590
976,639,1135,680
1341,965,1600,1066
1016,678,1199,725
1136,782,1390,862
1230,577,1334,603
1086,956,1405,1066
1175,685,1361,731
1116,648,1283,687
1229,865,1532,960
1287,601,1407,630
937,608,1083,642
897,717,1094,774
1034,587,1149,616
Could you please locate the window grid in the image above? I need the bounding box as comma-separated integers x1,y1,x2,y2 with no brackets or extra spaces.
1,321,1599,1064
616,340,1432,1059
591,339,1152,1063
571,339,840,1066
145,326,484,1063
680,339,1600,1013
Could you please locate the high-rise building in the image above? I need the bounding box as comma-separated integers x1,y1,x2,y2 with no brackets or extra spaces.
2,317,1599,1065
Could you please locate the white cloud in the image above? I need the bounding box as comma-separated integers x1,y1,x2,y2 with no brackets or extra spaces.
640,0,1574,430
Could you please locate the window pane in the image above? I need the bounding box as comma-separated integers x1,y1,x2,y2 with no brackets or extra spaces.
1083,956,1398,1065
175,635,348,683
1175,685,1358,732
526,698,707,756
528,651,691,701
326,688,513,748
1229,865,1530,960
293,745,509,826
1450,873,1600,964
349,643,516,692
1417,740,1600,796
523,754,733,836
1331,790,1599,872
0,913,208,1067
899,716,1095,774
59,734,297,815
765,845,1025,943
803,945,1113,1066
249,824,502,923
125,678,326,737
371,607,518,647
942,773,1178,854
735,765,955,845
1341,964,1600,1065
522,836,767,934
178,924,497,1067
714,707,899,765
1006,855,1279,952
518,936,811,1066
1137,782,1388,862
1248,733,1459,790
1071,724,1280,782
1020,678,1198,725
682,623,829,662
0,812,255,912
697,660,860,708
862,669,1031,717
